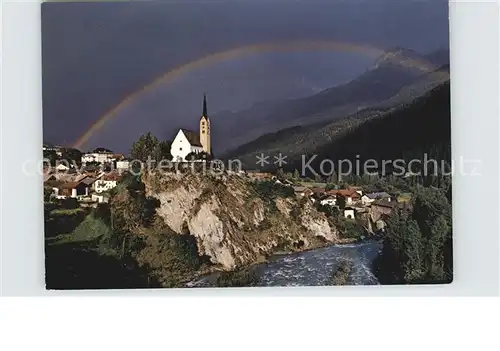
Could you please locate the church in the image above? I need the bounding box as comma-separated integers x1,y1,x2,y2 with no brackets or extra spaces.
170,94,211,162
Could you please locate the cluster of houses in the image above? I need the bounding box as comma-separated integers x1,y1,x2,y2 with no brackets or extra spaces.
43,148,128,206
44,170,122,205
81,148,128,167
43,171,121,203
42,143,64,157
242,171,408,226
292,183,410,225
80,148,131,172
44,146,131,173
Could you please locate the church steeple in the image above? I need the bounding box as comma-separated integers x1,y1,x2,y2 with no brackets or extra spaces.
199,94,211,154
202,93,208,117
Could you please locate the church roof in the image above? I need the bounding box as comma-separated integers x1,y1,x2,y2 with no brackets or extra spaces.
202,93,208,118
180,129,203,147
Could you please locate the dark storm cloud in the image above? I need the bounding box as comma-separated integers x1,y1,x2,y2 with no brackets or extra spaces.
41,0,449,152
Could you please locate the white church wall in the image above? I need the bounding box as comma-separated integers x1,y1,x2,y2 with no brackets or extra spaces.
170,130,190,162
170,130,203,162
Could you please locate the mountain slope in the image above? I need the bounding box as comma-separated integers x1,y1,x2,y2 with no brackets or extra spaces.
223,80,451,178
213,48,448,153
223,69,450,168
292,81,451,176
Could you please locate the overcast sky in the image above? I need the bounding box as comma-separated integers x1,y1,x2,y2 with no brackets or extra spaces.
41,0,449,152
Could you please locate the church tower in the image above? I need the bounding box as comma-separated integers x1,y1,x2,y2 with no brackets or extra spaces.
199,94,211,154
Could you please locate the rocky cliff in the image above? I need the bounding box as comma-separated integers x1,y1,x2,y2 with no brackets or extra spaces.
142,171,340,270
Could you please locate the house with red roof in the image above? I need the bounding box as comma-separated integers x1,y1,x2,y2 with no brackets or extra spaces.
326,189,360,205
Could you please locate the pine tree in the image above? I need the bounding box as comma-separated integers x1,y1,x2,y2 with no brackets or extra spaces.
130,132,159,163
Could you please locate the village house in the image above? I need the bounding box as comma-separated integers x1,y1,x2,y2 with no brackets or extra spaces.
80,176,97,189
328,189,360,205
116,160,130,173
348,186,363,196
361,192,392,206
170,95,211,162
55,163,70,172
91,194,110,204
320,196,337,206
43,171,57,183
52,173,88,183
293,186,313,198
94,172,121,193
363,192,392,203
361,195,375,206
344,207,355,219
81,148,123,165
44,172,99,201
311,187,327,199
43,143,63,157
370,199,395,223
52,180,90,199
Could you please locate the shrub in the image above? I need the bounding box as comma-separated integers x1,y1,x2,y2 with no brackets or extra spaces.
315,203,339,218
215,267,259,287
325,183,337,191
252,180,294,200
331,216,364,240
72,214,112,243
45,208,87,237
57,198,79,210
328,259,353,285
44,185,54,202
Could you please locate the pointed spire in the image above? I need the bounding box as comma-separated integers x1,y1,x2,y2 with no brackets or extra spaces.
202,93,208,117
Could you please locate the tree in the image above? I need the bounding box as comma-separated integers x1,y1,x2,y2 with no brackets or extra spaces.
154,140,172,161
331,215,363,240
130,132,159,163
400,218,425,282
315,202,339,218
377,211,426,284
44,185,54,202
82,161,102,173
412,187,451,280
108,181,161,258
324,169,337,183
325,183,337,191
336,195,346,209
61,148,83,166
374,186,452,284
43,150,58,166
276,168,285,180
185,151,211,161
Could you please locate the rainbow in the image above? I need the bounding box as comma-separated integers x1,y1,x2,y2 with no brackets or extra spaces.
72,40,441,149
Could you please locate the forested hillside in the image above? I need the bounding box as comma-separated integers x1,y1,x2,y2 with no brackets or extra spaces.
225,80,451,181
288,81,451,177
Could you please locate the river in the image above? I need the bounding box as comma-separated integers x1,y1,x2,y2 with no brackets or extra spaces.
188,240,383,287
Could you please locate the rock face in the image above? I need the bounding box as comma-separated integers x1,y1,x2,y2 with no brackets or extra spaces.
143,172,339,270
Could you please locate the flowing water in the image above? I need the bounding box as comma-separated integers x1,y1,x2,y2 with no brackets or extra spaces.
189,240,383,287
